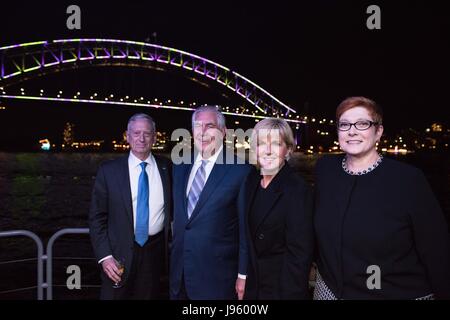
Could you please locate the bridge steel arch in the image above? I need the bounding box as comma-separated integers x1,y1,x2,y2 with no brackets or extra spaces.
0,39,296,117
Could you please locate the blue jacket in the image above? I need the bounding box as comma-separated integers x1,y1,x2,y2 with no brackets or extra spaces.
170,150,253,299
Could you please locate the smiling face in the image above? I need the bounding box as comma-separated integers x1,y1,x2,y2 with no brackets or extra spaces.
126,118,155,160
338,106,383,157
192,110,225,158
256,129,290,175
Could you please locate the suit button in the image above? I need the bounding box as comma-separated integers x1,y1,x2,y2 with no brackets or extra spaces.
258,233,264,240
185,226,191,230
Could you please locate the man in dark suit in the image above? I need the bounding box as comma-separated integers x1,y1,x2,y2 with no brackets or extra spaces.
170,106,252,300
89,113,171,300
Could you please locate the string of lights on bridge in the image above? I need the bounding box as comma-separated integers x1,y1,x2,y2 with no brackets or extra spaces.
0,87,340,129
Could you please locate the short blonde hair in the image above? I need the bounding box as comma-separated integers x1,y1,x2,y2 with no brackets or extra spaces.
250,118,296,164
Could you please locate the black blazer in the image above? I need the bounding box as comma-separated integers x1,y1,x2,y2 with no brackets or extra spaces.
89,154,172,284
243,162,314,300
314,154,450,299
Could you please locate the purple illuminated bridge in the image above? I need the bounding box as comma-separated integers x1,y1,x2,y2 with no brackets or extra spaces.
0,38,302,121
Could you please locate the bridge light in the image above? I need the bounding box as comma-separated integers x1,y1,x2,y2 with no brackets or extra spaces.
59,90,63,94
110,94,114,98
40,89,44,92
77,92,81,95
168,99,171,103
94,93,98,96
312,118,316,122
154,98,158,101
140,97,144,100
20,88,24,91
181,101,184,104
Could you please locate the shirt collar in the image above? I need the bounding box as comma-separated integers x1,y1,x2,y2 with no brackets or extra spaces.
194,144,223,165
129,151,153,168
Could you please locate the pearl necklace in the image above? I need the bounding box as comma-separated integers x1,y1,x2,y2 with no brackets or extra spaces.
342,154,383,176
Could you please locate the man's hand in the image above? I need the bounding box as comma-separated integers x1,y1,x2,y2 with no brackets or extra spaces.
235,278,246,300
101,257,122,283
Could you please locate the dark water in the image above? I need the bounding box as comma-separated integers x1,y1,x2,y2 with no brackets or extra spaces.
0,151,449,299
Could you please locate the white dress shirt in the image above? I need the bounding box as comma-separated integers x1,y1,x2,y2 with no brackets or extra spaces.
99,151,165,264
128,151,165,236
186,145,223,197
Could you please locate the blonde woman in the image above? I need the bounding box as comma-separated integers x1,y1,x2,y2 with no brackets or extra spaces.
243,118,314,299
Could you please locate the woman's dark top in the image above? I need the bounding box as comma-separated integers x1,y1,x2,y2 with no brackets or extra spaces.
314,154,450,299
244,162,314,300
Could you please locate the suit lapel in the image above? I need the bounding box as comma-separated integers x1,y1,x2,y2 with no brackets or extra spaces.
253,190,282,235
182,161,194,218
245,170,260,224
186,150,230,224
252,163,292,234
154,155,169,220
117,156,134,227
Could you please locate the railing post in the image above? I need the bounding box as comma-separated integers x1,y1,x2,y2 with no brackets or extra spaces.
0,230,44,300
46,228,90,300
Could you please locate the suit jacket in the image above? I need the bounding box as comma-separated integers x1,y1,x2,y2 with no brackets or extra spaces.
314,154,450,299
243,162,314,300
89,154,172,291
170,150,253,299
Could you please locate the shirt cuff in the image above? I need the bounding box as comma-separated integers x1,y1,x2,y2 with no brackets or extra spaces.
98,255,113,264
237,273,247,280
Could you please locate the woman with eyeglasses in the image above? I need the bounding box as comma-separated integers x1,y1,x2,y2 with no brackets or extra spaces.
313,96,450,300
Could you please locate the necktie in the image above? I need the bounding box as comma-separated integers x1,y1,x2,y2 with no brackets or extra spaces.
135,162,149,246
187,160,207,218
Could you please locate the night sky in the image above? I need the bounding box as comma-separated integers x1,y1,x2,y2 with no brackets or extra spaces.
0,1,449,149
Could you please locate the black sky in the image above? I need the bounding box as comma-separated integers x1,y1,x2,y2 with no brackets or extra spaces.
0,1,449,149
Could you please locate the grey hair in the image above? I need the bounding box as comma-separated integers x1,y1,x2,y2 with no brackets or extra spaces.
250,118,296,161
191,105,226,130
127,113,156,133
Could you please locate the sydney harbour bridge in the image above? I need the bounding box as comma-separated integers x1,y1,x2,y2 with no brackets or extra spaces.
0,38,306,127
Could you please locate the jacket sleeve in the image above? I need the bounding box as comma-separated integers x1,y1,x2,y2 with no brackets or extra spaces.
88,164,113,262
409,168,450,299
237,166,252,276
280,182,314,299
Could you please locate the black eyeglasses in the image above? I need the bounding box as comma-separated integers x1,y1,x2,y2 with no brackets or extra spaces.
337,120,379,131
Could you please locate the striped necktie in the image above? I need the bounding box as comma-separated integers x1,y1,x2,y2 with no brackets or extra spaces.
187,160,207,218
